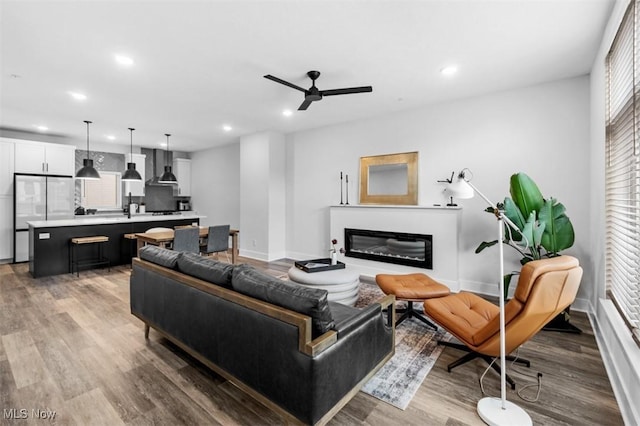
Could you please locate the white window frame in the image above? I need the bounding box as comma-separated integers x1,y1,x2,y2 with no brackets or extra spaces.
605,0,640,344
80,171,122,210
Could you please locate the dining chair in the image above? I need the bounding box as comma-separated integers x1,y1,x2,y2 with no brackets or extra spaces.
203,224,231,262
172,227,200,254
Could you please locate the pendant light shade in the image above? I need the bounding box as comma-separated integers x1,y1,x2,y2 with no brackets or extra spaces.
158,133,178,184
122,127,142,181
75,120,101,180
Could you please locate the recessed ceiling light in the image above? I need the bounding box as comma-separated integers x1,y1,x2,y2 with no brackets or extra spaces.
440,65,458,76
223,125,232,132
106,135,116,141
68,91,87,101
282,109,293,117
114,54,134,66
34,125,48,131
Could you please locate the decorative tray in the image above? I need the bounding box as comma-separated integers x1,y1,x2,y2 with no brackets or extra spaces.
294,258,346,273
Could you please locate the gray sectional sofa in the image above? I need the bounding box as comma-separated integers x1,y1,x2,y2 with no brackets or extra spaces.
130,246,395,425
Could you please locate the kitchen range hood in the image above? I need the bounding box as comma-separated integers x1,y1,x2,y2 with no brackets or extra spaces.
144,148,174,186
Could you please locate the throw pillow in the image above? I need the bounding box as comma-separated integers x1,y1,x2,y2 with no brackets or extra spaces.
139,245,181,269
177,252,234,288
231,264,334,336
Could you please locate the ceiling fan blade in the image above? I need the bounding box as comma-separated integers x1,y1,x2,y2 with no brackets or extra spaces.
264,74,307,92
320,86,373,96
298,98,313,110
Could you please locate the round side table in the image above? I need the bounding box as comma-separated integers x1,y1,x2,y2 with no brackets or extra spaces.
288,266,360,306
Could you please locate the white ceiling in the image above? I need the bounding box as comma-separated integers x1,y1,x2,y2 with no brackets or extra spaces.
0,0,614,152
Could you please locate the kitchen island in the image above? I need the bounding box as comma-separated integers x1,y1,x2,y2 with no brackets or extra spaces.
27,214,203,277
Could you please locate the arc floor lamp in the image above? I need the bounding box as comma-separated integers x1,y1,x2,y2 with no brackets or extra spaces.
448,169,532,426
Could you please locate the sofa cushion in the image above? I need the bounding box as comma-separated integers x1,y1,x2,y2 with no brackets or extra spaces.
139,245,181,269
177,252,234,288
231,264,335,336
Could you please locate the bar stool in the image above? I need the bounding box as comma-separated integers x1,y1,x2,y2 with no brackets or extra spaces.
70,236,110,277
124,233,137,267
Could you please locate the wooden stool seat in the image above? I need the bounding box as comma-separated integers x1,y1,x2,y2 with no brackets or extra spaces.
72,236,110,244
375,273,450,329
70,235,110,277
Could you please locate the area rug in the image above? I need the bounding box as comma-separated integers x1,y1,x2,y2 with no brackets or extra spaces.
356,282,450,410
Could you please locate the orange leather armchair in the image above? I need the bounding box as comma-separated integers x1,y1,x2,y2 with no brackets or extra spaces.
423,255,583,388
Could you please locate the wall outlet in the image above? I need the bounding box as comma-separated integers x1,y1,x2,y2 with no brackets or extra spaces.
252,239,257,247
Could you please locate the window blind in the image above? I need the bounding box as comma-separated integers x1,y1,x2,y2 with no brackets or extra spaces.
606,0,640,343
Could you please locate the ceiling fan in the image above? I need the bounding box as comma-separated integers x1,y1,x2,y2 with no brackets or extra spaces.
263,70,373,110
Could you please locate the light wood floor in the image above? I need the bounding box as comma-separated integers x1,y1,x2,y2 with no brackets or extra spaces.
0,258,623,425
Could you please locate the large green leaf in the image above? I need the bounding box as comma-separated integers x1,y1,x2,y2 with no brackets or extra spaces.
519,211,544,259
509,173,544,220
475,240,499,253
502,197,526,241
539,198,575,253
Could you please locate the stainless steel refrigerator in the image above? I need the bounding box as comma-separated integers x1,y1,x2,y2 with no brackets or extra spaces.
13,173,74,262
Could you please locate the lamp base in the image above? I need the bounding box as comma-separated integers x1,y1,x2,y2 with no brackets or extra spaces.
477,397,532,426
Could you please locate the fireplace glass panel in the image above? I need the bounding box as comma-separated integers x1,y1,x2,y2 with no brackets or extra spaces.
345,228,432,269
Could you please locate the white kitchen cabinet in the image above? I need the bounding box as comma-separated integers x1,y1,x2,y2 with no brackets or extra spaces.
0,140,15,261
14,141,75,176
0,139,15,195
123,153,146,197
0,195,13,261
173,158,191,196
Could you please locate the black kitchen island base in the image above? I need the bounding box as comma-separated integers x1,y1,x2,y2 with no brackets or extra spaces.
28,216,200,278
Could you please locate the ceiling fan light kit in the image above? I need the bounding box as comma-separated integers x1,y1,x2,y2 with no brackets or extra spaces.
264,70,373,110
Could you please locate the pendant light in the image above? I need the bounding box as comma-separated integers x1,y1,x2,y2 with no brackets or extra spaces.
122,127,142,181
158,133,177,184
75,120,101,180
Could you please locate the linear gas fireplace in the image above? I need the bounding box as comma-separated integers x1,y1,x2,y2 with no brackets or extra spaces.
344,228,433,269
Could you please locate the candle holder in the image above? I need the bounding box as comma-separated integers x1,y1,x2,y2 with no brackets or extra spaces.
345,174,350,205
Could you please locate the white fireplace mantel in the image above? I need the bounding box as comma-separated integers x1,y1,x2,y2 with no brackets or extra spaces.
329,205,461,291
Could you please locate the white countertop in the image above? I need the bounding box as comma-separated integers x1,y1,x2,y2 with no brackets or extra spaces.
27,213,205,228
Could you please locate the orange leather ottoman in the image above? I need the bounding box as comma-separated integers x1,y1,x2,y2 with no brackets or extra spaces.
375,273,450,328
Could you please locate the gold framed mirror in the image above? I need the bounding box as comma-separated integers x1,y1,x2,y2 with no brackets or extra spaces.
359,151,418,205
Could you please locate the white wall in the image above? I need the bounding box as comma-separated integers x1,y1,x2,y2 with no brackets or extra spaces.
268,133,286,259
190,142,240,229
286,76,591,302
589,1,640,424
238,131,286,261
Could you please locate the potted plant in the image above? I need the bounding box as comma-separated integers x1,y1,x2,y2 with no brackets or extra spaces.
475,173,579,332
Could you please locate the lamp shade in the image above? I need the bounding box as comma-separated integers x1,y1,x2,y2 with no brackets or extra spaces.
159,133,178,184
122,163,142,181
159,165,177,184
76,120,101,180
122,127,142,182
448,176,474,199
76,158,101,180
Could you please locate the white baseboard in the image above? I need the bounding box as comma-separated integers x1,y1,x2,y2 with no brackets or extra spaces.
459,279,498,297
592,299,640,426
266,251,287,262
285,251,322,261
239,249,269,261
